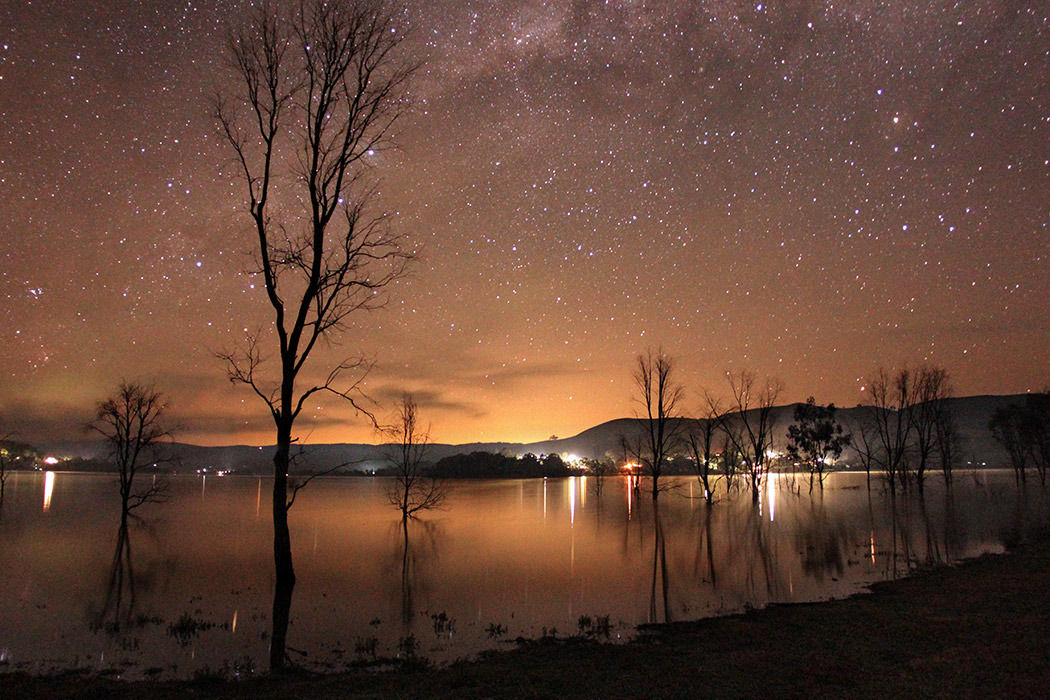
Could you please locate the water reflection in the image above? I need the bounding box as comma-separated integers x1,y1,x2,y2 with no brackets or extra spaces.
648,502,670,623
94,524,137,636
390,518,442,633
43,471,55,512
0,471,1046,679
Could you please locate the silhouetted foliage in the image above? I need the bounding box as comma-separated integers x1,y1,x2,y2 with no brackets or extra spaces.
0,438,37,503
430,452,573,479
990,393,1050,484
90,382,170,525
213,0,413,671
1021,393,1050,485
934,396,963,484
786,398,851,491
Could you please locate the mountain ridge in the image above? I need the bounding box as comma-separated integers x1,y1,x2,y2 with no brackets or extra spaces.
31,393,1030,475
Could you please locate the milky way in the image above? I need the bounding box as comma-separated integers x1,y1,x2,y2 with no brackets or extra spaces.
2,1,1048,446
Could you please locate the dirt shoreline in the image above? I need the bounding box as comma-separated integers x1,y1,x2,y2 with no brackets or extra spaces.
4,535,1049,699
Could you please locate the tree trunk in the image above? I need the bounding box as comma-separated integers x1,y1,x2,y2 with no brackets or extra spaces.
270,432,295,671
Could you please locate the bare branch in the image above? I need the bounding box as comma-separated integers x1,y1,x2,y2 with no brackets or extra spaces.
214,0,415,671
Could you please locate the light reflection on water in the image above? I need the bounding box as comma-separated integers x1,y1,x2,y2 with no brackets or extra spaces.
0,470,1046,679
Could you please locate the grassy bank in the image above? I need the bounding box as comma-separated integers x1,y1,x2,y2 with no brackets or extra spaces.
4,535,1049,700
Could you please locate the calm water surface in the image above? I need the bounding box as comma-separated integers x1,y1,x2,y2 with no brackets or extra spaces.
0,471,1046,679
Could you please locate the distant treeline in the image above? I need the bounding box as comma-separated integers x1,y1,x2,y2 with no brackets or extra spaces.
421,451,695,479
423,452,570,479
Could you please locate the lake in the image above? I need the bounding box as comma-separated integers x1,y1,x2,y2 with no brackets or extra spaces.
0,470,1045,679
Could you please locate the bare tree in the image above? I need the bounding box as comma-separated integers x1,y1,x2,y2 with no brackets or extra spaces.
719,430,741,491
584,457,616,499
990,393,1050,485
632,348,686,500
1021,393,1050,485
849,414,879,490
385,394,447,522
864,367,915,493
90,382,170,527
930,380,962,484
909,366,953,488
990,403,1029,483
213,0,413,671
722,370,783,504
686,391,723,503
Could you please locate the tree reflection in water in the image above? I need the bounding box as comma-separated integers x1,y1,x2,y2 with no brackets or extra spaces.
692,503,717,589
795,489,848,582
3,472,1046,679
389,518,442,635
649,501,670,624
873,483,975,579
94,523,136,636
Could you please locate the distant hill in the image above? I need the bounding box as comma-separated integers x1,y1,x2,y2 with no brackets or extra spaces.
34,394,1030,475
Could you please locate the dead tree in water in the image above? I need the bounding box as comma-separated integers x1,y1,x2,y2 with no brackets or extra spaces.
686,392,723,504
90,382,169,526
213,0,413,671
631,348,685,500
385,394,447,522
722,370,782,504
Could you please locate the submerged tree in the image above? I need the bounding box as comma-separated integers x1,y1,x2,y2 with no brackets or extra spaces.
933,392,962,484
632,348,685,500
990,393,1050,485
385,394,447,522
909,366,953,487
90,382,170,527
990,403,1028,482
686,392,723,503
862,367,915,492
213,0,413,671
722,370,783,504
1021,393,1050,485
785,397,850,491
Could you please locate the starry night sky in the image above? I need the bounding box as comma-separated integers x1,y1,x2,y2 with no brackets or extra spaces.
2,1,1048,447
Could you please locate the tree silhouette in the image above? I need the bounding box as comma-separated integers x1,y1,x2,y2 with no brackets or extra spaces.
686,391,723,503
862,367,915,493
722,369,783,504
785,397,850,491
631,348,685,500
909,366,953,487
990,393,1050,485
0,437,37,505
90,382,169,527
213,0,413,670
385,394,447,522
